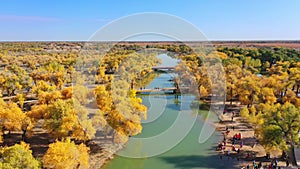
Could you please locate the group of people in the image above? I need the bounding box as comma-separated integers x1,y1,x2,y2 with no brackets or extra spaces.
218,109,246,162
220,109,291,169
232,133,242,144
216,141,226,151
249,160,263,169
245,158,279,169
231,133,242,153
232,145,241,153
218,128,243,154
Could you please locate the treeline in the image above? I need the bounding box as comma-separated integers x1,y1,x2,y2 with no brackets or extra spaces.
219,47,300,73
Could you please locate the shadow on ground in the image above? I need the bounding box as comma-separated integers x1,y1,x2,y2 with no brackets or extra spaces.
161,154,241,169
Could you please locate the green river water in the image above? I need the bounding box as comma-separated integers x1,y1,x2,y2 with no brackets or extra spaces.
102,55,237,169
102,73,238,169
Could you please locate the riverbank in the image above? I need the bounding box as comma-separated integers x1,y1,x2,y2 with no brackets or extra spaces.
214,101,297,169
88,140,124,169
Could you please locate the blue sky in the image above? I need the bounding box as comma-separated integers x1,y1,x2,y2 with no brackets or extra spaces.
0,0,299,41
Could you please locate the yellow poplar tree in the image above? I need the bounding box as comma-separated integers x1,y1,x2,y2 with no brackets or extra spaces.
43,138,89,169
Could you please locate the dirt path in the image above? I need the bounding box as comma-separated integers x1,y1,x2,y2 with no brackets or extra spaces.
214,102,298,169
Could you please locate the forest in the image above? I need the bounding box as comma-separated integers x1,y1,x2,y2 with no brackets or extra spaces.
0,42,299,168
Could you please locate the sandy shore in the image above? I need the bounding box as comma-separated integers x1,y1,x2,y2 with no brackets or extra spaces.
214,102,298,169
88,141,124,169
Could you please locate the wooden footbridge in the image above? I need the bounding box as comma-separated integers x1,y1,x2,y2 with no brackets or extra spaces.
152,66,175,71
136,87,178,94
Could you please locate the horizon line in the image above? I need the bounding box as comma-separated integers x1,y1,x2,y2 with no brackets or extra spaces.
1,40,300,43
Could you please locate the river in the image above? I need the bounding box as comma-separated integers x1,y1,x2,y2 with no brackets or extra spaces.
102,54,236,169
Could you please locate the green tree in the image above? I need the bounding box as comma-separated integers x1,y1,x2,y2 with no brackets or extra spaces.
0,142,41,169
288,65,300,94
260,102,300,166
